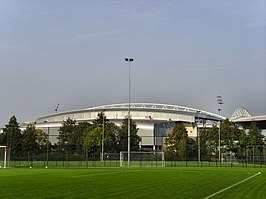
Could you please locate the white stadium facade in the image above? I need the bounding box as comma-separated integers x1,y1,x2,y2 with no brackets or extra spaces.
22,103,225,151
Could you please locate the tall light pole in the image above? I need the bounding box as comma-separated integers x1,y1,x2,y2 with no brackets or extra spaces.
217,96,223,164
125,57,134,167
196,111,201,165
101,112,105,162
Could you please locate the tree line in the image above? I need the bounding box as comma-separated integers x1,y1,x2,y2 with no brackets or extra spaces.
0,113,140,160
164,119,265,161
0,115,264,161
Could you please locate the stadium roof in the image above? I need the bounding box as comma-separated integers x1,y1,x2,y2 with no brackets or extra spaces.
231,107,266,129
36,103,225,122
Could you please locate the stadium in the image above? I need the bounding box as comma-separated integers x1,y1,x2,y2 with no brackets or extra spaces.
1,103,266,199
23,103,225,151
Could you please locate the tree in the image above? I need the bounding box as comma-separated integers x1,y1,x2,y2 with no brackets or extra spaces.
199,119,247,160
221,119,244,153
2,115,22,158
82,113,120,156
199,126,218,159
22,124,39,160
104,122,120,153
164,123,188,160
93,112,109,126
246,122,263,146
238,130,249,159
116,117,140,152
83,127,102,155
246,122,264,158
35,129,49,151
76,122,93,135
57,118,77,154
92,112,117,152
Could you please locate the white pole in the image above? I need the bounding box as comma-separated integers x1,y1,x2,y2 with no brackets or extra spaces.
120,152,123,167
125,58,133,168
128,60,131,168
217,96,223,164
218,109,222,164
219,117,221,163
4,146,7,169
197,111,201,165
101,112,105,161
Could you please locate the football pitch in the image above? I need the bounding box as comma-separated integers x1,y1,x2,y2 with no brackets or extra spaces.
0,167,266,199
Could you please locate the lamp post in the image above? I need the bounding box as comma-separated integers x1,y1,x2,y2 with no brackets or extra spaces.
125,57,134,167
46,127,50,168
196,111,201,165
217,96,223,164
101,112,105,162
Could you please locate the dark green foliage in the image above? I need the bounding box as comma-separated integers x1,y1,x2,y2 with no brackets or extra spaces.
165,123,188,160
117,117,141,152
246,122,264,146
83,114,141,154
22,124,39,159
1,115,23,158
92,112,109,126
221,119,244,153
83,127,102,154
35,128,49,151
58,118,82,153
199,120,264,160
244,122,264,158
83,113,118,155
2,114,264,162
103,122,120,153
199,126,219,159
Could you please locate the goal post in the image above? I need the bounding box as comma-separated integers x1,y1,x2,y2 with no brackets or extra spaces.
221,152,238,164
120,151,165,168
0,146,7,169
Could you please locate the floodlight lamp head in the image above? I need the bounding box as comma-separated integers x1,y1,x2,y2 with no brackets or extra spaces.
125,58,134,62
217,96,223,105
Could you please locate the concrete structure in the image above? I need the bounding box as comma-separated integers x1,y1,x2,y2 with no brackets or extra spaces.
22,103,225,150
231,107,266,129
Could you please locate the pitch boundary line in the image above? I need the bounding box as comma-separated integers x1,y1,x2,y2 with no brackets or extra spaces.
204,172,261,199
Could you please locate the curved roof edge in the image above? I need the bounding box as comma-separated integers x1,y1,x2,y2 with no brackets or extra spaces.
231,107,251,120
37,102,225,121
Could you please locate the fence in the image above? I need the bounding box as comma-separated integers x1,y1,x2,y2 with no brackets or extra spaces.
6,157,266,169
5,148,266,169
2,127,265,168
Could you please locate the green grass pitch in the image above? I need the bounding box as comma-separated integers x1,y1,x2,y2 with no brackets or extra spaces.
0,167,266,199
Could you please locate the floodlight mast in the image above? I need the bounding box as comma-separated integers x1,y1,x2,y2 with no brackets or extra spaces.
125,57,134,167
101,111,105,162
196,111,201,165
217,96,223,164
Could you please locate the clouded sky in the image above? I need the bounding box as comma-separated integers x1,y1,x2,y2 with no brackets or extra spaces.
0,0,265,127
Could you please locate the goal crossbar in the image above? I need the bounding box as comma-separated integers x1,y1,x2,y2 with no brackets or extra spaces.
120,151,165,168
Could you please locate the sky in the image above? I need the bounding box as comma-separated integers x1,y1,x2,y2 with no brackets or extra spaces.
0,0,265,127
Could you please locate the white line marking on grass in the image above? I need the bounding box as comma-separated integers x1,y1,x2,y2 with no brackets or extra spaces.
204,172,261,199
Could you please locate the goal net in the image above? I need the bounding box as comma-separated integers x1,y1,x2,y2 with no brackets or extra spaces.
221,152,238,164
0,146,7,168
120,151,165,167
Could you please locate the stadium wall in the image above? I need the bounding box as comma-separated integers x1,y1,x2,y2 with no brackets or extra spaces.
18,103,224,150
